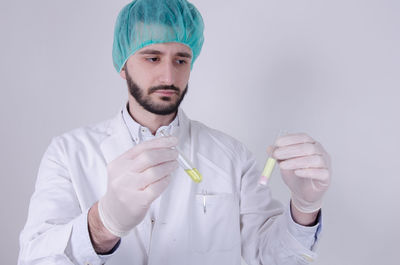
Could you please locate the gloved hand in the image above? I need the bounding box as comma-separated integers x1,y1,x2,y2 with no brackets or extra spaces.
98,136,179,237
272,133,331,213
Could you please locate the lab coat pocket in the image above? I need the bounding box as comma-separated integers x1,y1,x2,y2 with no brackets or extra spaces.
189,193,238,253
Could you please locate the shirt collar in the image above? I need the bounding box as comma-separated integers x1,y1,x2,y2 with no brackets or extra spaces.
122,103,180,144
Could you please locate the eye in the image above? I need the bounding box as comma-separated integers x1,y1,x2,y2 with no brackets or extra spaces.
146,57,159,62
176,59,188,65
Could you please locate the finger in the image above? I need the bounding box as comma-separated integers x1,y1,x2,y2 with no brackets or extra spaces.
294,168,330,183
273,142,323,160
315,142,332,168
113,159,177,194
137,160,179,189
131,148,179,172
107,159,135,179
275,133,315,147
143,175,172,201
119,136,178,160
279,155,327,170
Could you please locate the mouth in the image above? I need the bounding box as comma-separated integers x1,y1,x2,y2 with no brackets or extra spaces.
153,90,179,96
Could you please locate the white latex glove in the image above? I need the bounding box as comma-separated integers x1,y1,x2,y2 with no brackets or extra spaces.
98,136,179,237
272,133,331,213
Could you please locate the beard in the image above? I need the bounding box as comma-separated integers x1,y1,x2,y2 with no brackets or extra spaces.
125,70,188,116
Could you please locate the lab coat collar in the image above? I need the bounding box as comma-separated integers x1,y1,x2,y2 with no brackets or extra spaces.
100,109,133,164
122,103,180,144
100,106,190,164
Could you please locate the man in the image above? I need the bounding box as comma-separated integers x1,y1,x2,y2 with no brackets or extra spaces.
19,0,331,264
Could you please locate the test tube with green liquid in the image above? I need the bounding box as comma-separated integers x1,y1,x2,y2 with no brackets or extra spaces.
160,131,202,183
258,156,277,186
258,131,286,186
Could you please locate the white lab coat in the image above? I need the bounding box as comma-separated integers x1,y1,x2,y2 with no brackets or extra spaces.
19,108,318,265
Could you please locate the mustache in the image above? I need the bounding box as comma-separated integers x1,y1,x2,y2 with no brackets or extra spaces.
149,85,180,94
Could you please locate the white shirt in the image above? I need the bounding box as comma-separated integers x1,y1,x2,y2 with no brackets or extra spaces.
19,106,321,265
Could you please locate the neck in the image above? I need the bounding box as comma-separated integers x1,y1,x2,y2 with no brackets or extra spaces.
127,97,177,135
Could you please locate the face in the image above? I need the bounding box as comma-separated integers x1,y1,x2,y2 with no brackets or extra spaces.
120,42,192,115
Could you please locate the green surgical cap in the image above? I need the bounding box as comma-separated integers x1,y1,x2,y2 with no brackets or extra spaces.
112,0,205,73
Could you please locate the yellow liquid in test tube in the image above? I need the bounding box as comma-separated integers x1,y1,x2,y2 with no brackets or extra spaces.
185,168,203,183
159,130,202,183
259,157,277,185
258,130,287,186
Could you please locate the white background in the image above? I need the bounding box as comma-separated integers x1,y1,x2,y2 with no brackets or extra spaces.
1,0,399,264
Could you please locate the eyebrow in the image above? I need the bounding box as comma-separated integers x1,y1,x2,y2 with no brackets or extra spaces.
176,52,192,59
138,49,192,59
138,49,162,55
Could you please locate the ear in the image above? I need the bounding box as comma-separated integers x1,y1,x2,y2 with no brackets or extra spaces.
120,67,127,80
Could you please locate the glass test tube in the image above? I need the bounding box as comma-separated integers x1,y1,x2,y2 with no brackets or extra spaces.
160,131,202,183
258,156,277,186
258,131,286,186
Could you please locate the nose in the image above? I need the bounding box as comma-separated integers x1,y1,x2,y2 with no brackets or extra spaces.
158,61,176,86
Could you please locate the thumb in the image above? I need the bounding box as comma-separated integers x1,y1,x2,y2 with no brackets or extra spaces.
266,145,274,157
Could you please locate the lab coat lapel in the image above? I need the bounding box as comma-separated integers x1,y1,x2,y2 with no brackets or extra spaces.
100,110,134,164
173,108,191,146
148,109,196,264
156,108,193,224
